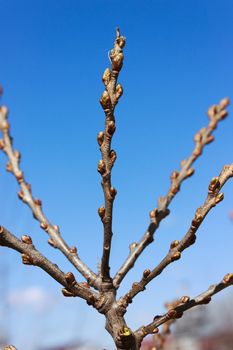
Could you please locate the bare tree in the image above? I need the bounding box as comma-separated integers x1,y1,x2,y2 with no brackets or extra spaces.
0,29,232,350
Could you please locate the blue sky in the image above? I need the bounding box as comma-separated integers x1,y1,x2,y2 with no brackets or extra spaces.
0,1,233,348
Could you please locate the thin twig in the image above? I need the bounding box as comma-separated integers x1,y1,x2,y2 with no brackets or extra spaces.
98,28,125,284
113,98,230,288
0,106,98,289
0,225,99,304
135,273,233,339
118,164,233,307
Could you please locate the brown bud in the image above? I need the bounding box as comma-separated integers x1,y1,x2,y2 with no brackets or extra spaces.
215,192,224,204
110,150,117,164
152,327,159,334
62,288,74,297
70,246,77,254
207,105,218,118
170,171,179,180
97,159,106,175
111,52,124,71
222,273,233,284
116,36,126,49
0,226,3,234
149,209,157,219
102,68,111,86
167,309,177,319
48,238,56,248
98,206,105,219
17,191,24,201
219,110,228,120
185,168,195,178
200,296,211,304
100,90,111,109
219,97,230,110
65,272,76,285
115,84,123,100
143,269,151,279
6,162,13,172
0,139,5,150
107,120,116,135
180,296,190,303
26,183,31,192
0,120,9,131
171,251,181,261
21,235,32,245
97,131,104,146
34,198,42,206
171,185,179,195
53,225,60,232
21,254,33,265
170,240,179,249
110,187,117,198
40,222,48,231
16,171,24,183
205,135,215,145
208,177,220,194
194,132,202,143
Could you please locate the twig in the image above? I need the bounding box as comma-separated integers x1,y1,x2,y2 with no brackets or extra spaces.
0,106,98,289
135,273,233,339
98,28,125,284
113,98,230,288
118,164,233,307
0,226,99,304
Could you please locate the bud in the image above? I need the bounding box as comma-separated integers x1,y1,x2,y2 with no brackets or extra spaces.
100,90,111,109
207,105,218,118
171,251,181,261
115,84,123,100
6,162,13,172
170,171,179,180
107,120,116,135
21,235,32,244
70,246,77,254
34,198,42,206
65,272,76,285
129,242,137,252
102,68,111,86
62,288,74,297
98,206,105,219
17,191,24,200
110,150,117,164
219,97,230,110
48,238,56,247
143,269,151,279
97,131,104,146
167,309,177,319
222,273,233,284
21,253,33,265
14,150,21,160
180,295,190,303
215,192,224,204
0,105,8,118
205,135,214,145
194,132,202,143
219,110,228,120
40,222,48,231
185,168,195,178
0,139,5,150
111,52,124,71
149,209,157,219
116,36,126,49
110,187,117,198
170,240,179,249
152,327,159,334
16,171,24,183
208,177,220,193
97,159,106,175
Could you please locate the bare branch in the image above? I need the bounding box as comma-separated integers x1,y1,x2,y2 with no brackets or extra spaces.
118,164,233,307
0,106,98,289
98,28,126,284
0,225,99,304
113,98,230,288
135,273,233,339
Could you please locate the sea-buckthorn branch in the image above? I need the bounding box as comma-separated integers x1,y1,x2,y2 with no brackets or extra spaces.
0,105,98,289
135,273,233,340
98,28,125,284
0,226,99,304
113,98,230,289
118,164,233,307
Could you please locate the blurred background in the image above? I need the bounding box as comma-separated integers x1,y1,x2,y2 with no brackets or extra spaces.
0,1,233,349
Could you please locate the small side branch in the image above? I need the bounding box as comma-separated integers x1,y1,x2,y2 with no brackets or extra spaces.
98,28,125,284
114,98,230,288
118,164,233,307
0,105,98,289
135,273,233,340
0,226,99,304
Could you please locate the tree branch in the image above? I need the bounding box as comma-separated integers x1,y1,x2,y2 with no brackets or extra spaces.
113,98,230,288
0,105,98,289
118,164,233,307
98,28,125,284
0,225,99,304
135,273,233,339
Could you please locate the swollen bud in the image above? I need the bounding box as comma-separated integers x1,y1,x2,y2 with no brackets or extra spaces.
102,68,111,86
115,84,123,100
21,235,33,245
100,90,111,110
97,131,104,146
97,160,106,175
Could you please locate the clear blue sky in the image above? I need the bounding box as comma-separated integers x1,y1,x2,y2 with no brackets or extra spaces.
0,1,233,349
